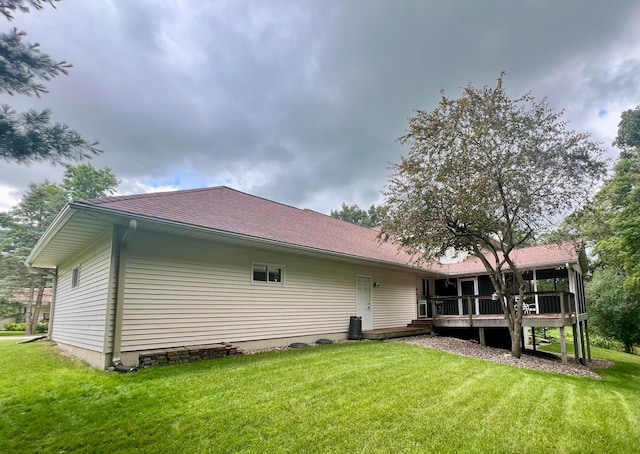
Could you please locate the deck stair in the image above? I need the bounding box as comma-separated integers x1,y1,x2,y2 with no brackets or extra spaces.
362,319,433,340
407,319,434,330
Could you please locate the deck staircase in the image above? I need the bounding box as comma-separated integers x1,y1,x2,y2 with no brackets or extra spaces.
362,318,433,340
406,318,434,330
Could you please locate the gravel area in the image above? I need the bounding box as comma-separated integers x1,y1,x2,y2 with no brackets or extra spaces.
389,334,613,379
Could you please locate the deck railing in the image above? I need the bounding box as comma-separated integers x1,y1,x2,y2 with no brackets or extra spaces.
418,291,580,319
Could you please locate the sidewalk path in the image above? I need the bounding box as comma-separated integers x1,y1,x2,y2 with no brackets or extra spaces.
0,335,45,342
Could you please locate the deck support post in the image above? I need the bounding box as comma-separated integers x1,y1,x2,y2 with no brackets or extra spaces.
523,326,532,351
572,322,586,365
578,320,587,365
531,327,536,352
584,320,592,362
479,327,486,346
559,326,568,364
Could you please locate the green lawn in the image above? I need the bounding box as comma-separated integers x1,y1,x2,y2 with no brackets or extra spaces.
1,340,638,453
0,330,26,336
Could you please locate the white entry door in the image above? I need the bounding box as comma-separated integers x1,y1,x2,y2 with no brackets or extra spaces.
356,275,373,330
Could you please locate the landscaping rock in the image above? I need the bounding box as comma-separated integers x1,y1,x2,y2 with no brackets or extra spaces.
138,342,243,368
288,342,309,349
315,339,333,345
389,335,613,379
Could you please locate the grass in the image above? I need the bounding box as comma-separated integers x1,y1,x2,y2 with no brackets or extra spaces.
1,340,638,453
0,330,26,336
536,327,640,355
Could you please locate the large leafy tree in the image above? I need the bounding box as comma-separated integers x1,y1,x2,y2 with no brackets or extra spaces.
382,74,606,357
330,203,386,227
0,164,117,333
0,0,99,164
62,163,118,201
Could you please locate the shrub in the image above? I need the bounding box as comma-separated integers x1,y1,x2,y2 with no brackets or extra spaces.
589,333,627,353
3,322,47,333
4,322,26,331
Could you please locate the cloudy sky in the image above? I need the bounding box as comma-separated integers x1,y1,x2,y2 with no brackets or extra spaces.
1,0,639,213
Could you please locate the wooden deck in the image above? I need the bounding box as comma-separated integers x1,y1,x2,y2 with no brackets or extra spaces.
433,313,587,328
423,292,588,329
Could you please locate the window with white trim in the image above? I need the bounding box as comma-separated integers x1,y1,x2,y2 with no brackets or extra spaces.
71,266,80,289
252,263,284,284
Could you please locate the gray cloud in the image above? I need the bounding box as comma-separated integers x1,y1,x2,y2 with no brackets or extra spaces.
1,0,639,213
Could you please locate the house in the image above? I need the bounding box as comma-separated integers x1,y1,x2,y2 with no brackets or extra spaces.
26,187,437,368
26,186,589,368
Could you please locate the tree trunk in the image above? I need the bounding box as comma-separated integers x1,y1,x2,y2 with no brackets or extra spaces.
511,316,523,357
494,282,524,358
24,286,35,335
30,284,45,334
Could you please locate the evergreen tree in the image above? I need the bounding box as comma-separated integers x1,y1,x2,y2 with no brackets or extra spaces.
0,0,100,164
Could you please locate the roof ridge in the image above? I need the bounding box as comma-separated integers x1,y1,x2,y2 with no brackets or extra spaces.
222,187,309,213
79,186,228,205
77,186,380,236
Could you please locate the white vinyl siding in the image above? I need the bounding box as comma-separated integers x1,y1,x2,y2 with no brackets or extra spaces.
371,270,416,328
120,232,416,351
52,234,112,352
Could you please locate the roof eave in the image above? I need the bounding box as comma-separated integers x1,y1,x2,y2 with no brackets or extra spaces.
25,203,73,268
441,258,581,277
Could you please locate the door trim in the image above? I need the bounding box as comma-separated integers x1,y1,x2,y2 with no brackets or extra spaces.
458,277,478,315
356,275,373,331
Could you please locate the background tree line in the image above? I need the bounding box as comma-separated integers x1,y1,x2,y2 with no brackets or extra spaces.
574,106,640,353
330,203,386,227
0,164,117,334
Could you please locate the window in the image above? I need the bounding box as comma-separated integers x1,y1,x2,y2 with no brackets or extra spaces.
71,266,80,289
252,263,284,284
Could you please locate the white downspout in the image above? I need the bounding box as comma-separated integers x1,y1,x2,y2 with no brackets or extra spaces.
112,219,137,365
47,268,58,339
